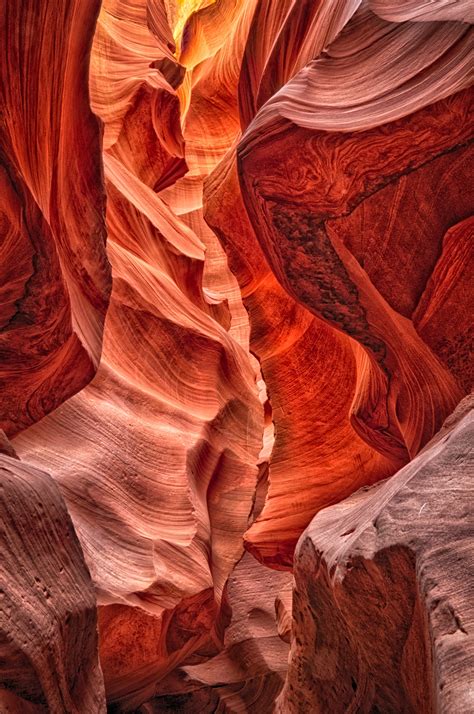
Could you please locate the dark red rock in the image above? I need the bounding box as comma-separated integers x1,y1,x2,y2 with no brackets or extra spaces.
0,0,111,436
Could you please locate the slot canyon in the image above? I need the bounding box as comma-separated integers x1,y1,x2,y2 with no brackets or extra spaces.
0,1,473,712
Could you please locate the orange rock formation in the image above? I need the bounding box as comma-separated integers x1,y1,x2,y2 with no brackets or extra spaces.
0,0,472,711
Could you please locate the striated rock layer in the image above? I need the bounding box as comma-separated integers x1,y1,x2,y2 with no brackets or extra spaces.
0,0,473,711
210,2,473,568
0,0,111,436
140,553,292,712
0,454,105,713
205,156,397,568
279,395,474,713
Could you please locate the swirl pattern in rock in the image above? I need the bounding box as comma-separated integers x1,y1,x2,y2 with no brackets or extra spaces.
0,0,111,436
1,0,472,711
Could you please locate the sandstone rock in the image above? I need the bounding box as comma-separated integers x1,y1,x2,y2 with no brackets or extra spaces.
0,455,105,712
1,0,472,710
13,2,265,707
0,0,111,436
205,156,396,569
279,396,474,713
138,553,292,713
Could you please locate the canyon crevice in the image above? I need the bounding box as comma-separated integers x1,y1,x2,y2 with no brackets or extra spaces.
0,1,472,712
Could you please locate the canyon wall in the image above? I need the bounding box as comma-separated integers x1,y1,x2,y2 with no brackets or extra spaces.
0,0,472,711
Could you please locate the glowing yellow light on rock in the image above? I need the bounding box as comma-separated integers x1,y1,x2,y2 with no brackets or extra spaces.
172,0,216,51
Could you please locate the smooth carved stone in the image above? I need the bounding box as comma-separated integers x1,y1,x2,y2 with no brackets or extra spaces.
369,0,474,23
98,589,218,710
138,553,293,713
278,395,474,714
205,156,396,568
242,10,473,136
0,455,105,713
239,0,361,128
90,0,181,150
13,9,264,709
413,217,474,393
2,0,473,710
322,144,472,321
13,265,263,707
239,90,472,465
0,0,111,436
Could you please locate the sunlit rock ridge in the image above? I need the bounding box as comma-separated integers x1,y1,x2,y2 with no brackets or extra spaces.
0,1,472,712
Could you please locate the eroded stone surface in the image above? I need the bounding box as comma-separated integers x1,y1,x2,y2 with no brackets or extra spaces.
279,396,474,713
0,0,111,436
0,455,105,713
0,0,472,710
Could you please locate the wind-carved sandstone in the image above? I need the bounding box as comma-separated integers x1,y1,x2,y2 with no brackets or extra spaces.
0,0,472,711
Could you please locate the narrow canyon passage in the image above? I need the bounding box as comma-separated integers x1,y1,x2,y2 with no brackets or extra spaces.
0,1,473,712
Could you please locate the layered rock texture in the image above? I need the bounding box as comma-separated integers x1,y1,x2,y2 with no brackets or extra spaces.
279,395,474,714
0,0,472,712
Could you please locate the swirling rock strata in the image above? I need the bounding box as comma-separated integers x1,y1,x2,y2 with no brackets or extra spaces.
12,0,265,706
207,9,473,566
205,157,396,569
279,395,474,713
140,553,292,712
0,0,472,711
0,0,111,436
413,217,474,392
239,87,471,461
